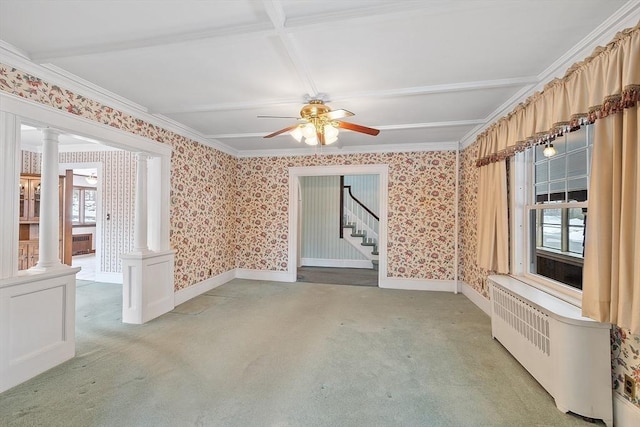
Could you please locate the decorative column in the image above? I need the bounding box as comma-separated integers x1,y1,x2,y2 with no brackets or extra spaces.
133,153,149,253
121,152,174,324
34,128,62,270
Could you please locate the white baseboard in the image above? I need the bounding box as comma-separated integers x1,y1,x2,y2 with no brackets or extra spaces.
460,281,491,317
95,271,122,283
614,392,640,427
235,268,296,282
174,269,235,306
379,277,456,292
300,258,373,269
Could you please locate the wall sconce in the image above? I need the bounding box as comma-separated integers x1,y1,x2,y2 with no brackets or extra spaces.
543,143,557,157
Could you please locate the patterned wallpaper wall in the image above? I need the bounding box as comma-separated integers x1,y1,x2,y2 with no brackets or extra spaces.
170,138,237,289
458,141,640,409
2,64,237,290
21,150,135,274
236,151,457,279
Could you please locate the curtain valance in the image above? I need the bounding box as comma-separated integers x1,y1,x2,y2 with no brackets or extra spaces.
476,21,640,167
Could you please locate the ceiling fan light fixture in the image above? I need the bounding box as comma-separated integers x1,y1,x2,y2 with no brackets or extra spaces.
302,123,316,139
304,136,318,146
324,123,339,139
290,126,303,142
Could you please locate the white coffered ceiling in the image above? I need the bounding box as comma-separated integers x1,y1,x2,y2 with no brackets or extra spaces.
1,1,638,156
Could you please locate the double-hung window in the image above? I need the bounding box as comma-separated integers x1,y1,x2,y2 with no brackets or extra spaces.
521,125,593,294
72,186,97,225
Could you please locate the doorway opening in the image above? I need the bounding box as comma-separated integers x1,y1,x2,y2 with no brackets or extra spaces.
288,164,389,287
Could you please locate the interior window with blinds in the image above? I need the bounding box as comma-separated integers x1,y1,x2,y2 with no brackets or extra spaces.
528,125,593,290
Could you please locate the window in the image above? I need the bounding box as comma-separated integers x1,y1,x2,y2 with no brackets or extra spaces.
525,125,593,291
72,186,97,225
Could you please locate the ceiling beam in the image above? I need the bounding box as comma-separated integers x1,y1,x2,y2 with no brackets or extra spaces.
261,0,317,97
154,77,536,115
206,119,484,139
30,22,276,63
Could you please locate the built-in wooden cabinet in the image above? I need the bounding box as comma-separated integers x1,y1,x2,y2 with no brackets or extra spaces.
18,172,73,270
19,176,41,222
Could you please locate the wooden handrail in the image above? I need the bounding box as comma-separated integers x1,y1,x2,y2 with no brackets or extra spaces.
344,185,379,221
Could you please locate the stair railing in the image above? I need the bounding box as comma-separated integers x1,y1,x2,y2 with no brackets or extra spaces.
339,176,379,241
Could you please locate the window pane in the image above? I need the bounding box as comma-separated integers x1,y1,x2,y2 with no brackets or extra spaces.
84,190,97,223
549,157,566,180
541,224,562,250
535,163,548,183
566,149,587,178
72,189,80,223
549,181,566,201
568,226,585,254
542,209,561,225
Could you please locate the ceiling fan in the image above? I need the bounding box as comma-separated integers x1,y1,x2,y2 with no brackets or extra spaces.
259,99,380,146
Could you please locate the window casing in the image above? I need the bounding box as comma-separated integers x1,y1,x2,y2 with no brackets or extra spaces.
72,186,97,226
513,125,593,304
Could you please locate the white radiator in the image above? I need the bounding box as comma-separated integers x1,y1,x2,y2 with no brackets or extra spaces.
488,275,613,427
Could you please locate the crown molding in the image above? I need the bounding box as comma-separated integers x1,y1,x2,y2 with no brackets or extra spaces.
0,43,238,157
459,2,640,150
236,141,459,158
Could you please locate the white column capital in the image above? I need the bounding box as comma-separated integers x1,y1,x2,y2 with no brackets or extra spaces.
41,128,61,141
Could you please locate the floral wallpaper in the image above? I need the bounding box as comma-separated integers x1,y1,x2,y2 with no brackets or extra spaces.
612,327,640,406
1,64,237,291
170,139,237,288
236,151,457,280
458,140,492,297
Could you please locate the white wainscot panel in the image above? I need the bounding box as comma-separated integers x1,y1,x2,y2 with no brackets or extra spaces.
0,268,79,392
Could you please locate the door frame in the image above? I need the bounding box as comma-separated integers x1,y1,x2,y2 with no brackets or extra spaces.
288,164,389,284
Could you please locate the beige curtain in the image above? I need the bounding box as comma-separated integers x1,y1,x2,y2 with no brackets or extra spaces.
476,159,509,273
583,107,640,334
476,124,509,273
474,21,639,331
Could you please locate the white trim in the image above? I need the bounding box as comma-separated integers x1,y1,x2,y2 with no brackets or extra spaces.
460,281,491,317
454,144,460,293
0,48,237,157
235,268,295,282
614,392,640,427
0,93,171,157
289,164,389,286
237,142,459,158
95,271,122,284
300,258,373,269
174,269,235,306
379,277,456,292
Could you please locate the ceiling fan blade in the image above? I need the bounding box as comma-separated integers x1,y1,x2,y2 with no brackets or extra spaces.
257,115,301,119
263,124,299,138
336,121,380,136
320,109,354,120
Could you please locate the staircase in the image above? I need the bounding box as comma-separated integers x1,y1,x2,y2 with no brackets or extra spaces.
342,219,379,270
340,176,379,270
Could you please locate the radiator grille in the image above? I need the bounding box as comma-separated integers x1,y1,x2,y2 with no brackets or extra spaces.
492,285,551,356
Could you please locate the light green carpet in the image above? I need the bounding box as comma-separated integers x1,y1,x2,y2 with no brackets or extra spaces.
0,279,603,426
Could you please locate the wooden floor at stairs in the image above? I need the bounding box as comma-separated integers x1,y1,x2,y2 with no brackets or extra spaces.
297,266,378,287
